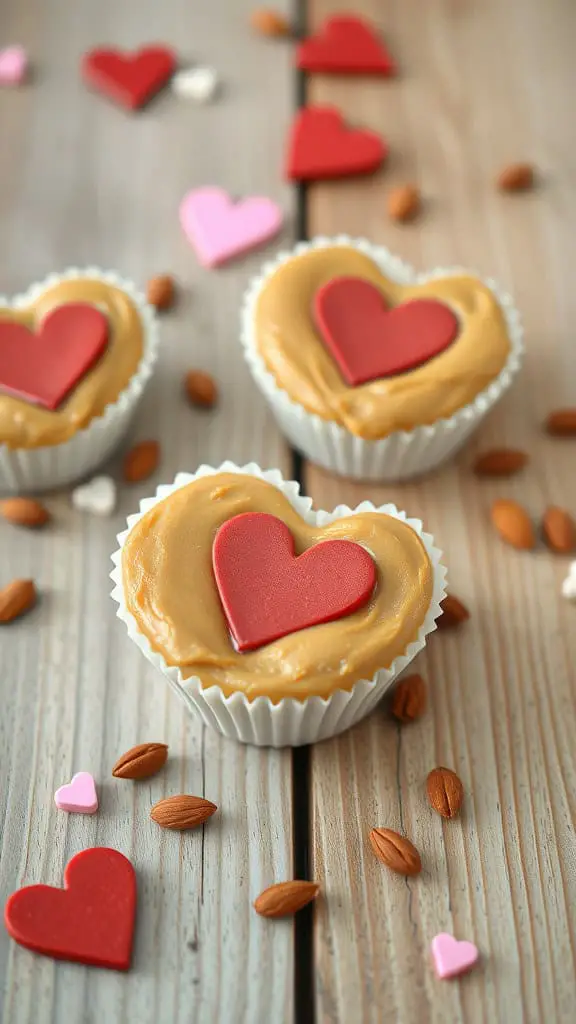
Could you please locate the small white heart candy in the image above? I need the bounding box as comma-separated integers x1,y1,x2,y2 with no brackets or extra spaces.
562,561,576,601
172,66,219,103
72,475,117,517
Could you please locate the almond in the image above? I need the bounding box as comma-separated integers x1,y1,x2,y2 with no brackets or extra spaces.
146,274,176,311
0,497,50,528
150,794,217,830
254,881,319,918
436,594,470,630
542,506,576,553
123,440,160,483
369,828,422,876
390,673,427,723
250,8,291,37
497,162,535,192
473,449,528,477
426,766,464,819
112,742,169,780
0,579,37,623
185,370,218,409
545,409,576,436
387,184,421,223
491,499,535,549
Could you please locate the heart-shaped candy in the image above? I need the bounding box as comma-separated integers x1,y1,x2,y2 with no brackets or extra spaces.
180,187,283,268
55,772,98,814
431,933,479,980
314,276,459,385
286,106,387,182
72,475,117,517
212,511,377,651
0,46,27,85
297,16,395,75
82,45,176,110
172,66,219,102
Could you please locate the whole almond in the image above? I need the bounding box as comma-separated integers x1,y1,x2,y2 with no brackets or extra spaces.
254,881,319,918
497,162,535,192
473,449,528,477
123,440,160,483
542,506,576,553
491,499,535,549
427,766,464,819
0,497,50,528
112,742,169,780
0,579,37,623
250,8,291,36
390,673,427,723
387,184,421,223
436,594,470,630
150,794,217,830
369,828,422,876
545,409,576,436
146,274,176,311
185,370,218,409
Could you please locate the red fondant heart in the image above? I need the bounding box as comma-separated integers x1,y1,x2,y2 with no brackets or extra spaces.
0,303,108,410
4,848,136,971
82,46,176,110
286,106,387,182
314,276,459,386
213,512,377,652
297,16,396,76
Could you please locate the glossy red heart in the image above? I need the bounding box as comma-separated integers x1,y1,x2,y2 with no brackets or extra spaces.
297,16,395,75
4,848,136,971
213,512,377,652
286,106,387,182
314,276,459,386
0,302,108,410
82,46,176,110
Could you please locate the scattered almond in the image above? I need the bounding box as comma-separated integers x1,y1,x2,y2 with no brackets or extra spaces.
0,579,37,623
123,440,160,483
254,880,319,918
427,767,464,819
390,673,427,723
473,449,528,477
146,274,176,311
150,794,217,830
387,184,421,223
369,828,422,876
436,594,470,630
112,742,169,780
542,506,576,554
250,8,291,36
185,370,218,409
497,162,535,192
0,497,50,528
545,409,576,436
491,499,535,550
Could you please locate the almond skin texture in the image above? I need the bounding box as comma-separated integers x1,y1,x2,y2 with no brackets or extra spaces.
545,409,576,436
473,449,528,477
150,795,217,830
436,594,470,630
491,499,535,550
0,579,37,623
542,506,576,553
146,274,176,311
254,881,319,918
390,674,427,723
123,440,160,483
185,370,218,409
369,828,422,876
250,8,291,36
387,184,421,223
112,742,169,780
0,497,50,528
497,162,535,192
427,767,464,819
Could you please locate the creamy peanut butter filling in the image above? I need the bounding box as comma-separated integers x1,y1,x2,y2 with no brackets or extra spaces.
121,473,434,702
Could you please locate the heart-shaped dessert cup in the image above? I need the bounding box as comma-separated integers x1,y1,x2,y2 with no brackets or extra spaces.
111,462,446,748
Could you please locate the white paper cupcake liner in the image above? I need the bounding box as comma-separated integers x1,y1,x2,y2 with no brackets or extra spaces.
0,268,160,494
241,236,524,481
110,462,447,747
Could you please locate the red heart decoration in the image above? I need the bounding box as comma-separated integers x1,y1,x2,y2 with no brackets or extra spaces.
297,16,396,76
314,276,460,386
82,46,176,110
0,303,108,410
286,106,387,182
4,848,136,971
213,512,377,652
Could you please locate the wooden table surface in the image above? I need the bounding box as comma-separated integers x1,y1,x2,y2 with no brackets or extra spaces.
1,1,575,1022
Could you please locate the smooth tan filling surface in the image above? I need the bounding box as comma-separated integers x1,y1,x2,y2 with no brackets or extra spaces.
254,246,511,439
121,473,434,702
0,279,144,448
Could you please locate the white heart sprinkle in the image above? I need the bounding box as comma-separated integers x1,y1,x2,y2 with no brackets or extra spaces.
562,561,576,601
72,476,117,517
172,67,219,103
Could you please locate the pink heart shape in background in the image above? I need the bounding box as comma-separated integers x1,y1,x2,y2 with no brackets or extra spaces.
0,46,27,86
54,772,98,814
179,187,283,268
431,933,479,979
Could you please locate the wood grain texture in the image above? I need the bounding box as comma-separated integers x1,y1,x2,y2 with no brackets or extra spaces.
0,2,295,1022
305,0,576,1021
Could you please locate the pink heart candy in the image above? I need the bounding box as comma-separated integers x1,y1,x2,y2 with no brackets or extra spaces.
55,772,98,814
431,933,479,980
0,46,27,85
179,187,283,268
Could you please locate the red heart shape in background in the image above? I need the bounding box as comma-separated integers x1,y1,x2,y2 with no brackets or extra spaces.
4,848,136,971
0,302,109,410
82,46,176,110
286,106,387,181
314,276,460,386
297,16,396,76
213,512,377,652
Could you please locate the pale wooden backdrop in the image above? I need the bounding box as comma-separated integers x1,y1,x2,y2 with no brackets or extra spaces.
1,0,575,1022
